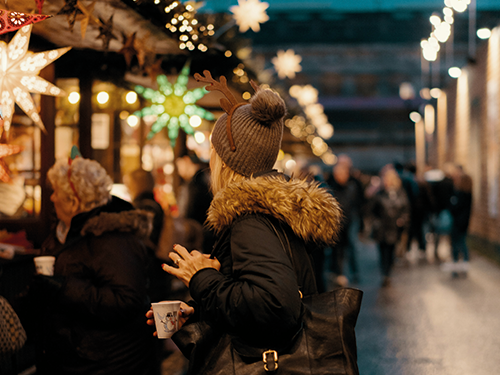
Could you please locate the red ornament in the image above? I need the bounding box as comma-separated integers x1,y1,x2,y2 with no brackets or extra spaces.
35,0,45,14
0,9,52,35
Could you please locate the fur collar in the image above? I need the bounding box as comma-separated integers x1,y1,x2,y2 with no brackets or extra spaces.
81,209,153,239
206,175,343,245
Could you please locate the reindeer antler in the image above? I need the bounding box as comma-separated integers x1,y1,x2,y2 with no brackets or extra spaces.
194,70,240,114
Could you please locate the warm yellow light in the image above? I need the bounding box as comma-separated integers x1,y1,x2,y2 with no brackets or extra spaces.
285,159,296,170
430,88,442,98
127,115,139,128
97,91,109,104
477,28,492,40
189,115,202,128
277,149,285,161
409,111,422,123
242,92,251,100
448,67,462,78
225,50,232,57
194,131,205,144
126,91,138,104
68,91,80,104
424,104,435,134
119,110,129,120
430,15,441,26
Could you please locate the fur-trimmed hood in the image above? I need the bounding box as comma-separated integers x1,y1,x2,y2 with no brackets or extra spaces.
81,209,153,239
206,174,343,245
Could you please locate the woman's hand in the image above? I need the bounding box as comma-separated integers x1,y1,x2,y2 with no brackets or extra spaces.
163,244,221,287
146,301,195,336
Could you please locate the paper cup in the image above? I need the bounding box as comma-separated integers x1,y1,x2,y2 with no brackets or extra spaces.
34,256,56,276
151,301,182,339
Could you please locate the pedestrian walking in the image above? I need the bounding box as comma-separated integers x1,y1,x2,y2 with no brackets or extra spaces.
369,167,410,287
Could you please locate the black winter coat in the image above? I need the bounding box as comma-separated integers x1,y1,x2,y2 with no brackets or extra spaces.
36,197,155,375
174,170,343,371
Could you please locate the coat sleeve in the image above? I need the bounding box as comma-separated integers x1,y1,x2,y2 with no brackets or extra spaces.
60,234,149,323
188,215,303,344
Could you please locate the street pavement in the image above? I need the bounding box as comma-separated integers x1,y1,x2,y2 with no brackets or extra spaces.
353,237,500,375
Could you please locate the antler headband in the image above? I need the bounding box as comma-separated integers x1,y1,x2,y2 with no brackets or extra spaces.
194,70,260,152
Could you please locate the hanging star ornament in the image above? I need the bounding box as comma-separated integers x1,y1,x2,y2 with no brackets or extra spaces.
119,32,138,67
0,24,71,133
134,63,214,146
35,0,45,14
230,0,269,32
272,49,302,79
57,0,83,31
0,9,52,35
97,15,117,50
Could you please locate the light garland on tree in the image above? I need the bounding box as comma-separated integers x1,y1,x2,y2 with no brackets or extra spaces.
272,49,302,79
134,63,214,145
230,0,269,33
0,24,70,133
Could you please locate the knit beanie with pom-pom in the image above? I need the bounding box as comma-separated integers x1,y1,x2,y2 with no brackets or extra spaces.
211,87,287,177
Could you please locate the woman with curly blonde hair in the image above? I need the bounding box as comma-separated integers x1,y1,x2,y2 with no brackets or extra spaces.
29,151,156,375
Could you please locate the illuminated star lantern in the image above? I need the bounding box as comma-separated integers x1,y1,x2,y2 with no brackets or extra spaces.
0,25,71,133
134,63,214,146
272,49,302,79
230,0,269,33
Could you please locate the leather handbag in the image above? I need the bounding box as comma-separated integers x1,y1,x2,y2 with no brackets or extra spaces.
173,218,363,374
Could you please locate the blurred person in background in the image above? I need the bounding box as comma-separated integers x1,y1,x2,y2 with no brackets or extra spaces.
175,153,214,253
27,151,155,375
326,162,357,287
370,167,410,287
448,167,473,278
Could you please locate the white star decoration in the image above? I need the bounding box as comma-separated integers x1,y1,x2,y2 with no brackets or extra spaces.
272,49,302,79
230,0,269,33
0,24,71,133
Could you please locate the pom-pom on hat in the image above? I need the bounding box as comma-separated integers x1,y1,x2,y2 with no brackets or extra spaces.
195,71,286,177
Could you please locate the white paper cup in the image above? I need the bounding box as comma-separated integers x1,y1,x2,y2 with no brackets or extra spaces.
34,256,56,276
151,301,182,339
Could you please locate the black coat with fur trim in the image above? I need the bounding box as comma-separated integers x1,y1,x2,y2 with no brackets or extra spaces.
37,196,155,375
186,170,342,351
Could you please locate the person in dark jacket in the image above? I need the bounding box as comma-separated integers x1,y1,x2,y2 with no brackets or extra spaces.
146,74,343,374
30,152,155,375
449,171,473,277
370,167,410,287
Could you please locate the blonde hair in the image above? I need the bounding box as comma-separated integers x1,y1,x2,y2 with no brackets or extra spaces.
48,157,112,212
210,148,246,196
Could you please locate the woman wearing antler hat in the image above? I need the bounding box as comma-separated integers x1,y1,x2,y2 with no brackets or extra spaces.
146,72,343,374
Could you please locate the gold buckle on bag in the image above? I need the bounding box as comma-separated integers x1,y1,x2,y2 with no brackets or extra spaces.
263,349,279,372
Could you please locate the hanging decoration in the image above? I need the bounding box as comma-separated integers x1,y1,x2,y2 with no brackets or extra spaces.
57,0,83,31
35,0,45,14
0,24,71,133
77,1,98,39
272,49,302,79
134,63,214,146
230,0,269,33
0,9,52,35
96,15,117,50
119,32,138,67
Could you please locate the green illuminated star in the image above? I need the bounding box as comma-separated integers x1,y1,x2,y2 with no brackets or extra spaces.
134,63,214,146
